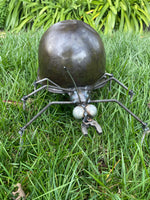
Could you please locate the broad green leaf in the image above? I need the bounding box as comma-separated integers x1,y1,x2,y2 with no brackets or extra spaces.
39,6,50,16
86,9,94,15
131,13,139,32
60,8,65,21
115,0,120,9
91,0,104,6
44,16,53,30
119,9,125,31
36,14,52,29
107,0,117,14
107,0,113,7
51,7,59,25
66,12,72,20
104,12,111,35
110,6,117,15
137,7,150,22
90,5,101,19
25,2,40,10
6,0,22,29
120,0,127,11
98,17,106,31
83,13,95,28
138,12,149,27
143,0,150,15
55,13,60,23
14,15,33,32
124,12,133,32
30,6,43,14
95,2,109,25
104,11,116,35
92,12,101,20
32,12,47,29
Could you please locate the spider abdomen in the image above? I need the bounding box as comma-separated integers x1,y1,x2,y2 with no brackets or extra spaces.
38,20,106,88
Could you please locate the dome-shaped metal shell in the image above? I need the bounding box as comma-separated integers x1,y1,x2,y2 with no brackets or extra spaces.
38,20,106,88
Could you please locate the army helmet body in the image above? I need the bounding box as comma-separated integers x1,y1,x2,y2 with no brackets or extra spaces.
38,20,106,88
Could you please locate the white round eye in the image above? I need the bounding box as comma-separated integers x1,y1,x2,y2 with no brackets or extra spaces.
73,106,84,119
86,104,97,117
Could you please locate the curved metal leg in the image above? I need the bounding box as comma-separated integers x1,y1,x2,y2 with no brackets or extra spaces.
90,99,147,128
94,73,134,102
89,98,149,143
34,77,61,88
34,78,73,93
19,100,75,147
19,100,74,134
21,85,48,110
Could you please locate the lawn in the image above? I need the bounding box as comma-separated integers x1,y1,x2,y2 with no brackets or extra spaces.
0,30,150,199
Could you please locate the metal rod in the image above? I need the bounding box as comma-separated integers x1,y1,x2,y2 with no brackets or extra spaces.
104,73,113,77
35,77,73,92
19,101,75,132
141,127,150,144
93,82,108,90
22,85,48,100
36,77,62,89
111,77,129,91
64,66,82,103
89,99,147,127
94,76,129,91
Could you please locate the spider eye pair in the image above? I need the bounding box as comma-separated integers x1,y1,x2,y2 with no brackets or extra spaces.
73,104,97,119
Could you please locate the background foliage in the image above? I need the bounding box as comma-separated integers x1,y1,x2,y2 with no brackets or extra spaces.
1,0,150,33
86,0,150,34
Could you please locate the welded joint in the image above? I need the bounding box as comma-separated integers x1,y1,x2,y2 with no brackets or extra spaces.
33,81,37,92
21,96,27,110
18,128,25,137
129,89,134,103
141,125,149,145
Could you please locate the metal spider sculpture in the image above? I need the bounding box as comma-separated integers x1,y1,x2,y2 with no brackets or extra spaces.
19,20,149,143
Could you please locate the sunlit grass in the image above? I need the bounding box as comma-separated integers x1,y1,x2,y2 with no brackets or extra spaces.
0,30,150,199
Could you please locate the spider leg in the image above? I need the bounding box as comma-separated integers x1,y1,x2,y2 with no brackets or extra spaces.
94,73,134,102
21,85,48,110
90,99,147,127
21,78,74,110
90,99,149,142
33,78,74,93
105,73,134,101
34,77,62,89
19,100,75,148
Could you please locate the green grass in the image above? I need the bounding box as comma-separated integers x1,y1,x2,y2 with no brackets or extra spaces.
0,30,150,199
